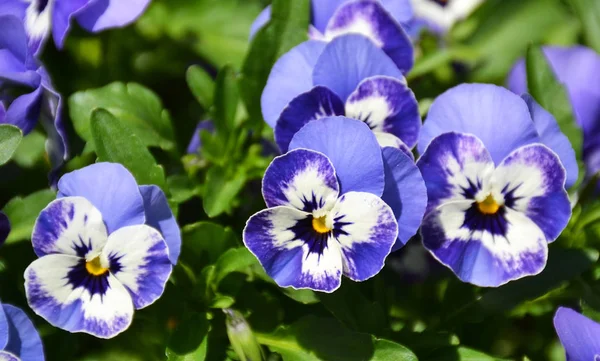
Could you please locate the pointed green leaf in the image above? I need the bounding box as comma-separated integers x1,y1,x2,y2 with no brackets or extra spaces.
0,125,23,165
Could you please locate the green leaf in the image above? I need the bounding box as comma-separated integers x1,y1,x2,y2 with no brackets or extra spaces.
212,247,259,288
69,82,176,151
12,130,45,168
240,0,310,122
0,125,23,165
256,316,416,361
424,347,511,361
187,65,215,109
570,0,600,53
166,313,209,360
91,108,166,188
181,221,239,267
4,189,56,244
526,46,583,160
202,166,246,217
213,65,239,134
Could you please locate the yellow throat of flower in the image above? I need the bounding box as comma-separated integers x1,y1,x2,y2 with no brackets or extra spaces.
85,256,109,276
312,216,331,234
477,194,501,215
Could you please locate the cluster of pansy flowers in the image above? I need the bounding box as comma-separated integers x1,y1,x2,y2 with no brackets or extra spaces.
0,0,597,359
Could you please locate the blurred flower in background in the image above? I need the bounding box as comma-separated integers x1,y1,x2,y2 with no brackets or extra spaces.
0,302,45,361
410,0,485,34
0,0,151,54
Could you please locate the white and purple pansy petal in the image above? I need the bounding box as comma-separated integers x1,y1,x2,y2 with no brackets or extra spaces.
262,149,339,211
2,305,44,361
32,197,108,258
57,163,145,234
244,206,344,292
139,185,181,265
417,132,495,213
262,40,327,127
330,191,397,281
381,147,427,251
25,254,135,339
312,34,404,102
0,351,19,361
289,116,385,196
274,86,344,153
100,225,172,310
419,84,540,165
345,76,420,148
554,307,600,361
325,0,413,73
492,144,571,242
374,132,414,158
521,94,578,188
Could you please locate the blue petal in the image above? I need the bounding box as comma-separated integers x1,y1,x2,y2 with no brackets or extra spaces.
0,14,28,64
274,86,344,152
51,0,89,49
419,84,540,165
262,40,327,127
101,225,173,309
416,132,494,213
381,147,427,251
57,162,146,234
554,307,600,361
249,5,271,39
262,148,339,211
494,144,571,242
0,212,9,247
24,254,134,339
243,206,343,292
313,34,404,102
186,120,214,154
3,304,45,361
139,185,181,265
331,191,397,281
311,0,346,33
75,0,150,32
345,76,420,148
521,94,578,188
4,86,43,135
289,116,385,196
325,1,413,73
379,0,414,24
0,304,6,350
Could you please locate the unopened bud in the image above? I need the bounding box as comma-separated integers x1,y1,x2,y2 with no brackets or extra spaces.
224,308,265,361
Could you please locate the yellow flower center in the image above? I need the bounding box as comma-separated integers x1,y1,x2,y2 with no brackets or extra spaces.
312,216,331,234
85,256,109,276
477,194,501,215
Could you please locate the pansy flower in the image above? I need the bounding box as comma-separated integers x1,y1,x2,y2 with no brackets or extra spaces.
24,162,179,338
0,302,45,361
0,0,151,55
410,0,484,34
243,116,426,292
251,0,414,70
263,34,420,154
416,84,573,287
0,15,67,182
554,307,600,360
508,45,600,184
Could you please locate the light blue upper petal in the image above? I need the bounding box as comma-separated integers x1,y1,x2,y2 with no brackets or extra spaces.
554,307,600,361
419,83,540,164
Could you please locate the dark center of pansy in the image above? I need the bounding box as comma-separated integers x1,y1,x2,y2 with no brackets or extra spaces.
312,216,331,234
36,0,50,13
85,256,109,276
477,194,500,215
433,0,449,7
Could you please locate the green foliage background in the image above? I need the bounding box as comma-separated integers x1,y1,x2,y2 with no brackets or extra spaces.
1,0,600,360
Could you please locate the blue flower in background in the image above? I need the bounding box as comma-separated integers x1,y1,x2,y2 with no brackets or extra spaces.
417,84,573,287
508,45,600,185
0,213,10,248
554,307,600,360
0,15,67,182
0,0,150,55
0,302,45,361
243,116,426,292
263,34,420,154
24,162,179,338
251,0,414,71
410,0,485,35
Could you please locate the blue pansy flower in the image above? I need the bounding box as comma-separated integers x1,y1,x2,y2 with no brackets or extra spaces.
0,15,67,181
0,0,150,55
554,307,600,361
243,116,426,292
251,0,414,70
24,162,179,338
263,34,420,154
416,84,573,287
508,45,600,185
410,0,484,35
0,302,45,361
